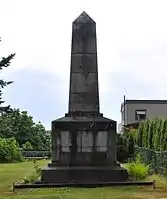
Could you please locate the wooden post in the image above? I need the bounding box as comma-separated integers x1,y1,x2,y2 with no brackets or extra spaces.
153,180,155,190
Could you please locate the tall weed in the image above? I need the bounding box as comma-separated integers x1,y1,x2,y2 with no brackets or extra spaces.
123,154,150,180
23,161,41,184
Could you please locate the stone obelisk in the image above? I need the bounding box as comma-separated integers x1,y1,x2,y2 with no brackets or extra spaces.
41,12,128,184
69,11,99,115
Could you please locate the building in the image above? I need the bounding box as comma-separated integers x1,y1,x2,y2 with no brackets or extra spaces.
121,100,167,128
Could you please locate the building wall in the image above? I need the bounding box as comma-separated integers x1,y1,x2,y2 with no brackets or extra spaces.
125,103,167,125
121,104,128,125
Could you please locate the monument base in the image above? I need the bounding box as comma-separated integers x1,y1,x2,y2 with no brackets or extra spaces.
40,165,129,183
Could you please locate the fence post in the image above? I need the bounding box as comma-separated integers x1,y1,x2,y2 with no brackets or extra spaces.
12,181,15,193
153,180,155,190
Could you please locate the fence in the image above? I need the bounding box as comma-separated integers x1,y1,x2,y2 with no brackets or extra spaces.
21,150,51,158
134,145,167,175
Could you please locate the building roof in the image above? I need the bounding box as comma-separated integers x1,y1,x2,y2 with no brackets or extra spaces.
121,100,167,111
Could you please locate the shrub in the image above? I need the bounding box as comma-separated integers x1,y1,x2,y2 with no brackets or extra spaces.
123,154,150,181
0,137,23,163
23,161,42,184
117,133,130,163
117,145,129,163
22,141,33,151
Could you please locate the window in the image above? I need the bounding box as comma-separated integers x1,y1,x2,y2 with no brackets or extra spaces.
135,110,146,121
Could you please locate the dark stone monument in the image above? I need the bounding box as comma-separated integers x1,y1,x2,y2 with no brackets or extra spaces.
41,11,128,183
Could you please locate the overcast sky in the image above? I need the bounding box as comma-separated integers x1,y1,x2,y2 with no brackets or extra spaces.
1,0,167,129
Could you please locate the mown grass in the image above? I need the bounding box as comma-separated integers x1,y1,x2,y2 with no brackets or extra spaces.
0,160,167,199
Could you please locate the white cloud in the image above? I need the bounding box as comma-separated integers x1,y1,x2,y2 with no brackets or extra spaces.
1,0,167,126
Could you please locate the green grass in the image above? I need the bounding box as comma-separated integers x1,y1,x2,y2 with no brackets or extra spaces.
0,160,167,199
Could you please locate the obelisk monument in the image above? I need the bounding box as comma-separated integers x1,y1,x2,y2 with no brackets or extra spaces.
69,11,99,115
41,11,128,184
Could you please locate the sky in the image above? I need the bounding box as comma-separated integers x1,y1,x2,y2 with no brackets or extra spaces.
1,0,167,129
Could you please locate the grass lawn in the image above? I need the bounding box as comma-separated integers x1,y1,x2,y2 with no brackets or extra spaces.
0,160,167,199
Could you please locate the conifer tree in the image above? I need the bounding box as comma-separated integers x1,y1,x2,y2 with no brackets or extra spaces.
0,38,15,114
154,118,162,151
148,119,154,149
137,122,144,147
160,118,167,151
142,120,150,148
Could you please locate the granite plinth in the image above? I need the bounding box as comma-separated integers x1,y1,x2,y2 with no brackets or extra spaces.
41,165,128,183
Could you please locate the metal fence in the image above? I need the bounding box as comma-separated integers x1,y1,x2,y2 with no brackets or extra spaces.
21,150,51,158
134,145,167,175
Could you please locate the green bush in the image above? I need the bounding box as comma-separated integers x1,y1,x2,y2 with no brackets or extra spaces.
123,154,150,180
0,137,23,163
23,173,39,184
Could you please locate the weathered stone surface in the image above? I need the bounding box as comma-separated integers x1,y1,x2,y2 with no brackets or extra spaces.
71,23,96,53
41,166,128,183
69,11,99,114
71,54,97,73
41,11,128,184
70,73,98,93
73,11,95,24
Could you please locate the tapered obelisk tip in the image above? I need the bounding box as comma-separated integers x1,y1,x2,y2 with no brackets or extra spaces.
69,11,99,115
73,11,95,23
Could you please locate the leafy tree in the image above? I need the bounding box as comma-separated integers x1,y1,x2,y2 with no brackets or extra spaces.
0,137,23,163
0,113,14,138
0,38,15,114
0,109,50,151
0,38,50,153
22,141,33,151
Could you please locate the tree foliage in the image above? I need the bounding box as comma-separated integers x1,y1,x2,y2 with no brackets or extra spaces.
22,141,33,151
136,117,167,151
0,38,51,163
117,116,167,163
0,38,15,114
117,127,137,162
0,137,23,163
0,109,51,151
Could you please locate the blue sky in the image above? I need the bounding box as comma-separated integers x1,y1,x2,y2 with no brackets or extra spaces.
1,0,167,129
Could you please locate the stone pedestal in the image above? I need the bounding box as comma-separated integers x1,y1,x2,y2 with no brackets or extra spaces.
41,166,128,183
41,114,128,183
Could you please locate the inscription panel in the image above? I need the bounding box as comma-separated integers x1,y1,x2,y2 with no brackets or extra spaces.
77,131,93,152
60,131,71,152
96,131,108,152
